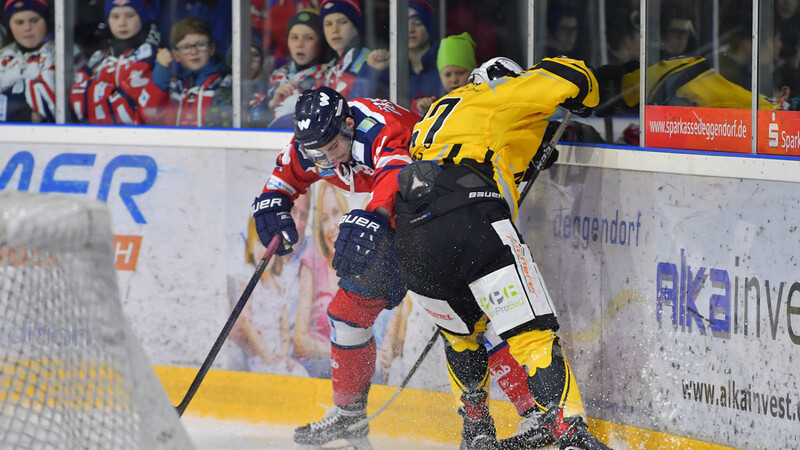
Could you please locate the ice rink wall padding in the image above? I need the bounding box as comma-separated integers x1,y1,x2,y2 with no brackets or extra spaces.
1,133,797,449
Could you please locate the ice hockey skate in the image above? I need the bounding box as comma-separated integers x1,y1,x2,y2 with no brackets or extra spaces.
293,404,372,449
541,406,612,450
458,391,497,450
495,409,557,449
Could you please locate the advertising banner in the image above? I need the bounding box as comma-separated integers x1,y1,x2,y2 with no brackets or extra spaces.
757,109,800,156
520,166,800,449
0,143,229,366
644,105,751,152
0,142,450,392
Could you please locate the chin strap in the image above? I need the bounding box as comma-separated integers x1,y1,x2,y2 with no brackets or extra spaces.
334,162,355,196
334,131,357,196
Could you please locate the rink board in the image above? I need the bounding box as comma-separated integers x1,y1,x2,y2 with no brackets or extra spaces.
1,138,797,449
520,164,800,449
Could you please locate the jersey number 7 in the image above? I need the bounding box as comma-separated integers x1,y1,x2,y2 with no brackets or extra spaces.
410,97,462,149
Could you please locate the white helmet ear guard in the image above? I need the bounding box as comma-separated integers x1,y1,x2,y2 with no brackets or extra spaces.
468,57,524,84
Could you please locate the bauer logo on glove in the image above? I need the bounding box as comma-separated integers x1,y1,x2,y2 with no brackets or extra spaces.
252,195,286,212
332,209,393,278
339,214,382,233
251,191,297,256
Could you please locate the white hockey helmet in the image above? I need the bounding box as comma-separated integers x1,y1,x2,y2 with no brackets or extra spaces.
468,57,524,84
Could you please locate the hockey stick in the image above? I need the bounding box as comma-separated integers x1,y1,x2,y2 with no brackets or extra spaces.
349,327,441,429
517,111,573,207
175,234,283,417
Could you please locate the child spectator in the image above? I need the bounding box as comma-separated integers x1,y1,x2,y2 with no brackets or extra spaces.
256,0,318,69
412,31,476,115
70,0,160,125
264,9,329,128
407,0,443,106
155,0,231,54
546,4,585,60
316,0,388,99
0,0,54,123
659,1,697,59
145,16,232,127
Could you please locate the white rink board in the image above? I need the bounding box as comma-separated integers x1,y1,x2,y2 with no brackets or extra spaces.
2,139,799,449
518,165,800,449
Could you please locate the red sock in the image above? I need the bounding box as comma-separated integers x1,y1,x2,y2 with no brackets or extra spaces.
489,344,537,415
331,339,376,406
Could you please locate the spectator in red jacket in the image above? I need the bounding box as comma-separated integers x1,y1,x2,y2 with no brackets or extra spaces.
70,0,161,124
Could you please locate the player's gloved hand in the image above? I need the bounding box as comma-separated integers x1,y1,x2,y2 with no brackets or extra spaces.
532,145,559,171
332,209,394,278
251,191,296,256
560,97,594,117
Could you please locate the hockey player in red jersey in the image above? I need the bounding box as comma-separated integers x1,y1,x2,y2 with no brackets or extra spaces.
251,86,417,448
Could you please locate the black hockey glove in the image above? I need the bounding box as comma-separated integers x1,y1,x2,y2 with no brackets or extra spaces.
251,191,296,256
560,97,594,118
332,209,394,278
532,145,559,171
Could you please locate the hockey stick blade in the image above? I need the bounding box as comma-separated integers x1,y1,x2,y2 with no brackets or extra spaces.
517,111,573,207
175,234,283,416
348,327,441,430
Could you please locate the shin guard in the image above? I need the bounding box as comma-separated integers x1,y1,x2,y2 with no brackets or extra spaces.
507,329,585,417
331,340,375,407
441,325,490,407
328,289,388,407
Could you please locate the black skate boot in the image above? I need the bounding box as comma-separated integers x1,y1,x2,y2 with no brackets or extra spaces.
293,404,371,449
458,390,497,450
541,405,612,450
495,409,557,449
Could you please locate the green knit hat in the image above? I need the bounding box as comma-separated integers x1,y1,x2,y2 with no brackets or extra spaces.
437,32,477,72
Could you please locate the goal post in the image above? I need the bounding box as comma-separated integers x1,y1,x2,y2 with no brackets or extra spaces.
0,192,194,449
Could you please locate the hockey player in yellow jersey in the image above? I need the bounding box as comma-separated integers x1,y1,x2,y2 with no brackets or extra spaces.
394,57,612,450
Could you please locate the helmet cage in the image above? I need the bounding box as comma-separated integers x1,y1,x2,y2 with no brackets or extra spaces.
297,121,353,171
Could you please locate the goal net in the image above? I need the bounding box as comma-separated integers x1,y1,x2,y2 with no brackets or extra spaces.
0,192,194,449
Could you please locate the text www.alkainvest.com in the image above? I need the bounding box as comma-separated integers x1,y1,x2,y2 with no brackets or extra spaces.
648,117,747,141
683,378,800,421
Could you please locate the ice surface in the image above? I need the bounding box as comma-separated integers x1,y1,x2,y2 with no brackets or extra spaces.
182,416,456,449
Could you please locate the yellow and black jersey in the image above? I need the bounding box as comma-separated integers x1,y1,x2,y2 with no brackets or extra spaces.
409,57,599,218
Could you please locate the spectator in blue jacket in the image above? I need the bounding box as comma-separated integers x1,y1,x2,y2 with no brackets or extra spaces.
407,0,443,109
156,0,231,53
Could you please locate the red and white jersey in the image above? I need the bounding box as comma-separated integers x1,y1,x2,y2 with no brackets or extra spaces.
70,25,161,125
262,97,418,220
0,40,55,122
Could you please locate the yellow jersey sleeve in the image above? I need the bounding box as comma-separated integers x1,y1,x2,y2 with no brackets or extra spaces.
409,57,599,217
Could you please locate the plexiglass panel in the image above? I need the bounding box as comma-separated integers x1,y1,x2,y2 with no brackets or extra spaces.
68,0,233,128
642,0,757,153
757,0,800,156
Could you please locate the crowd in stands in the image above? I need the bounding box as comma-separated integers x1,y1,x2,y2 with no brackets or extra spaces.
2,0,800,134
